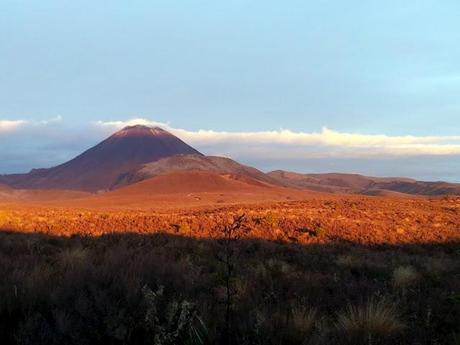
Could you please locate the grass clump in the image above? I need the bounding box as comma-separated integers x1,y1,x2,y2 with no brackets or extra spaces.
285,306,318,343
263,212,279,228
335,298,405,342
312,227,326,238
336,255,358,269
59,246,88,269
392,265,419,290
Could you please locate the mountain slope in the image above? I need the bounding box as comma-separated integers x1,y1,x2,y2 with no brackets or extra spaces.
0,183,13,192
112,154,283,188
110,170,268,195
268,170,460,196
0,125,202,192
372,181,460,196
67,170,314,209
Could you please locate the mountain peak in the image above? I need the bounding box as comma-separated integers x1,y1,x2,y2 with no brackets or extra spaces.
123,124,151,130
114,125,171,138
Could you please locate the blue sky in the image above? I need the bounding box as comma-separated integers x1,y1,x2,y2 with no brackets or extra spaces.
1,1,460,181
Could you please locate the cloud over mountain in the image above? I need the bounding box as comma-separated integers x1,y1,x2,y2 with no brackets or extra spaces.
95,118,460,157
1,116,460,181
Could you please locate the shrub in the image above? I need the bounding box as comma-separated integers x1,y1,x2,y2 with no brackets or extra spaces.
336,255,358,269
143,285,209,345
392,266,419,290
313,227,326,238
264,212,279,228
0,211,9,222
335,298,405,342
59,247,88,269
285,306,318,343
181,223,191,234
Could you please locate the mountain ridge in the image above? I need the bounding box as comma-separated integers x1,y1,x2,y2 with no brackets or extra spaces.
268,170,460,196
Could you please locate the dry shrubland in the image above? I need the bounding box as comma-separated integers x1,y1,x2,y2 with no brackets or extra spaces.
0,195,459,244
0,196,459,344
0,231,459,345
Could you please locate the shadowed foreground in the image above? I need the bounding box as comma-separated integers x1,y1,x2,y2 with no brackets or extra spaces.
0,231,459,345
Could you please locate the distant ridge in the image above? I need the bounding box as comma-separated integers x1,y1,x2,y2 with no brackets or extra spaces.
268,170,460,196
0,125,202,192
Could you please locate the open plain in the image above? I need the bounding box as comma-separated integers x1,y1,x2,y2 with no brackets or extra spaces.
1,191,459,245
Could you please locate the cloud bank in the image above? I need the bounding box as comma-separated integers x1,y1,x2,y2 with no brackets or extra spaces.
95,118,460,157
1,117,460,181
0,120,28,133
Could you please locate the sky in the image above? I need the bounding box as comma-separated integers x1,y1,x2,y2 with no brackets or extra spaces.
1,1,460,181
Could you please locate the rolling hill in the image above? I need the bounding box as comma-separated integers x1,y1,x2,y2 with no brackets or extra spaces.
112,154,282,188
110,170,271,195
268,170,460,196
68,170,312,209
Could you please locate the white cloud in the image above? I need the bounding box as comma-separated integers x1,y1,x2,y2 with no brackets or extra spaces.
94,118,170,130
95,118,460,157
0,120,28,133
0,116,64,134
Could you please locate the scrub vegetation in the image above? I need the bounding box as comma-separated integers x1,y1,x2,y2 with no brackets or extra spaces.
0,197,459,344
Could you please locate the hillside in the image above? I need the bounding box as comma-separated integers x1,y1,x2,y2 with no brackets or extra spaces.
0,187,90,203
268,170,460,196
67,170,311,209
113,154,282,188
110,170,268,194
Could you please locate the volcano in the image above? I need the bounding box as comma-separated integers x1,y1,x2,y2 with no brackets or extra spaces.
0,125,203,192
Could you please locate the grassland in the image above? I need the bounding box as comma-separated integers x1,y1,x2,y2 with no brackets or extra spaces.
0,195,459,344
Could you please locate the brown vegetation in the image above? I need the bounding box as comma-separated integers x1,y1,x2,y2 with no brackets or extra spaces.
0,193,459,344
1,194,459,245
0,231,459,344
